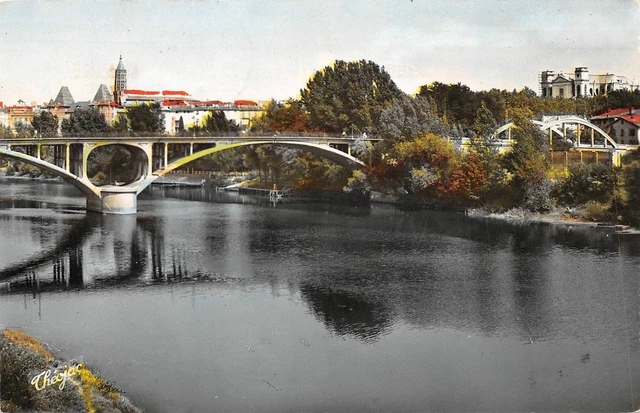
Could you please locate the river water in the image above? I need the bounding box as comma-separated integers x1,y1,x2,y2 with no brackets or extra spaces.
0,179,639,412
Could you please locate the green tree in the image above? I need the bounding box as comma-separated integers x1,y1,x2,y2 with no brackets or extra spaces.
502,118,551,211
300,60,403,133
0,125,12,138
468,101,504,204
127,103,165,134
12,121,33,138
177,116,185,134
472,101,497,137
552,163,617,206
250,99,309,132
477,88,508,124
378,94,449,143
194,110,239,134
416,82,479,128
61,108,109,137
617,149,640,225
294,153,350,191
110,113,129,134
31,111,58,138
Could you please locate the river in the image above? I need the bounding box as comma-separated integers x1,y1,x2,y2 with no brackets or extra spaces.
0,179,639,412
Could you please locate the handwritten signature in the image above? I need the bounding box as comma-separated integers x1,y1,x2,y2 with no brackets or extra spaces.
30,363,84,391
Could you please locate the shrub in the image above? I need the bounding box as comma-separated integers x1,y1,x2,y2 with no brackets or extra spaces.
552,163,617,206
583,202,615,223
522,177,552,212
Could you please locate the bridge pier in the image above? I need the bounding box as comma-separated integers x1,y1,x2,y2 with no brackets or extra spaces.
86,187,138,215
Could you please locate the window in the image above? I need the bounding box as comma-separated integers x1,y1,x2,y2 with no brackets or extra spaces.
630,129,636,138
621,129,625,137
559,88,564,97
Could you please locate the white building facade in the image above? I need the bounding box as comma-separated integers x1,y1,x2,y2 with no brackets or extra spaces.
540,67,639,98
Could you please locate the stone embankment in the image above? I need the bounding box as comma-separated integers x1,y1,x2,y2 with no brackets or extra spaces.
0,329,141,413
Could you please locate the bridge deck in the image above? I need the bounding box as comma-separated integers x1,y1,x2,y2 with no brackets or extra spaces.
0,135,378,146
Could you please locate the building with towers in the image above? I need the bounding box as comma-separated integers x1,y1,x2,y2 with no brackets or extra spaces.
107,55,265,133
540,67,639,98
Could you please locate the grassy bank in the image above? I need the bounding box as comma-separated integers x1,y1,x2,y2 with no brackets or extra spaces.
0,329,141,413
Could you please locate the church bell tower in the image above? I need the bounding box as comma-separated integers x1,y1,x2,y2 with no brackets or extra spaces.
113,55,127,105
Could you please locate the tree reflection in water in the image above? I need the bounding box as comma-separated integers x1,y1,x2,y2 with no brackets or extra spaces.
300,284,392,343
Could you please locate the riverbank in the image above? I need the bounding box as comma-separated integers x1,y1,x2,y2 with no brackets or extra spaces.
0,329,141,413
0,170,63,183
368,190,639,232
467,207,639,233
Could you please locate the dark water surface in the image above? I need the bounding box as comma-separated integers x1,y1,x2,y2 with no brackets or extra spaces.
1,179,639,412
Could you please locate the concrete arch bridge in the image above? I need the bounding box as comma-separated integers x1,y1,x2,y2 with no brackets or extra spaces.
0,135,368,214
489,116,635,166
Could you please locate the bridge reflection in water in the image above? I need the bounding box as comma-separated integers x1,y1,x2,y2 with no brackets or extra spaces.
0,191,639,412
1,199,638,345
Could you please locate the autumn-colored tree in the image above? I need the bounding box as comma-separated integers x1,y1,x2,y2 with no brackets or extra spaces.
438,152,488,207
380,133,457,199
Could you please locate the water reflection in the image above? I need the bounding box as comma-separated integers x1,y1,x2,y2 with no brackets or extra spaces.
300,284,392,343
1,182,640,412
1,200,639,346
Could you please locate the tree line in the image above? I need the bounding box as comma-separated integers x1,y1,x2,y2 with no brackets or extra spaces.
244,59,640,226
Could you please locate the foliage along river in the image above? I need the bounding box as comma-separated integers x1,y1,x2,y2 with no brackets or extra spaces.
0,179,639,413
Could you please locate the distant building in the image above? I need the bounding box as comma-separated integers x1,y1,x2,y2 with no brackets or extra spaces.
590,107,640,146
92,84,118,124
120,89,195,107
162,100,263,133
47,86,75,119
540,67,639,98
6,104,34,128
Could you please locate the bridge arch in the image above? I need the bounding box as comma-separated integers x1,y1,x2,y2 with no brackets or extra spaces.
0,148,99,197
152,140,364,177
537,117,618,148
492,117,617,148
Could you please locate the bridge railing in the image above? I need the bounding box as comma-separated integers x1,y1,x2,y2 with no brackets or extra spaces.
0,131,379,141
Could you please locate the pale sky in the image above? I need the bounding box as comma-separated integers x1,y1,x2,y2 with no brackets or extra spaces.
1,0,639,105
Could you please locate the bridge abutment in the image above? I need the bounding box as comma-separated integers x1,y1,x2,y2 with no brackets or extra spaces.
86,187,138,215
